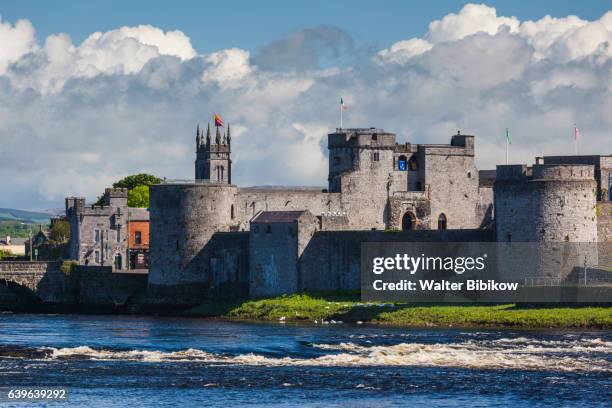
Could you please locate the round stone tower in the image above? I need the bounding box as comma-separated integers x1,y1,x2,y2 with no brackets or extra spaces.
147,182,237,300
495,164,597,243
531,164,597,243
494,163,598,281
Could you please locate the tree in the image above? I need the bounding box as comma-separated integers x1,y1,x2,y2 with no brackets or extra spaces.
94,173,161,207
112,174,161,190
128,185,150,208
49,219,70,243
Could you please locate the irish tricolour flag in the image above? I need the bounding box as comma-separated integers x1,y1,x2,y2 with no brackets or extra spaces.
340,97,348,111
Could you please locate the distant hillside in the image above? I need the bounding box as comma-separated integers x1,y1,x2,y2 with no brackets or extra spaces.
0,208,52,224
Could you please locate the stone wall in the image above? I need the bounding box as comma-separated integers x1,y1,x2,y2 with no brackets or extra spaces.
0,262,147,311
148,183,238,292
495,164,597,243
0,261,70,304
423,141,480,230
477,186,494,228
598,202,612,242
299,229,494,292
249,221,299,297
235,188,341,230
71,266,147,308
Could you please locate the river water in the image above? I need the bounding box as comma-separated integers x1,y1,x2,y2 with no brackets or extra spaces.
0,313,609,407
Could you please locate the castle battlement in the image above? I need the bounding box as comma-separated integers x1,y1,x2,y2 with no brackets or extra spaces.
328,128,396,148
531,164,595,181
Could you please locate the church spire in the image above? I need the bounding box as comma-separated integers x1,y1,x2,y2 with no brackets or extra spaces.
206,123,211,148
196,124,201,150
215,125,221,145
227,123,231,148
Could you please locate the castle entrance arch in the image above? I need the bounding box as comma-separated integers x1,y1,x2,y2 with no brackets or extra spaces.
402,212,416,230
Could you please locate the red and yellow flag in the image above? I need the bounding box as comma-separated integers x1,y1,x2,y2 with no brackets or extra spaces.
214,113,224,127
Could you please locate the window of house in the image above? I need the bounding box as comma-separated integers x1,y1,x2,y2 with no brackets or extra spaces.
94,229,100,243
231,205,235,220
373,152,380,161
94,250,100,264
135,231,142,245
116,225,121,243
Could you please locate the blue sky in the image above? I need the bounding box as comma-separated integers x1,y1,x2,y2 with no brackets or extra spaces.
0,2,611,209
1,0,609,54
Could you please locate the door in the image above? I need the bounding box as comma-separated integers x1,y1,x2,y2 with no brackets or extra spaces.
114,254,122,270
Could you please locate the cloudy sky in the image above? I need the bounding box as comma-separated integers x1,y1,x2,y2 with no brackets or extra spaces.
0,1,611,210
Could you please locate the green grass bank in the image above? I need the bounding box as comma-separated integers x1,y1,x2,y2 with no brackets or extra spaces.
184,293,612,329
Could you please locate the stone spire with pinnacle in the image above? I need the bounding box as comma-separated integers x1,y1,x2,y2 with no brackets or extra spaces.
196,124,201,150
227,123,231,148
215,125,221,145
206,123,211,148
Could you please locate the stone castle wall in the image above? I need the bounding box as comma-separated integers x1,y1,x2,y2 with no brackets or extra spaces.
0,262,147,310
299,229,493,293
495,164,597,243
148,183,238,291
235,188,341,230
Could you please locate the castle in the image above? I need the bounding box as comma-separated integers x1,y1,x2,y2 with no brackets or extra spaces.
135,124,610,302
60,122,611,303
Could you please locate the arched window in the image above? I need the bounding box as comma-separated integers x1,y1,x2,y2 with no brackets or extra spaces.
402,212,416,230
409,155,418,171
398,155,407,171
231,204,235,220
438,213,447,230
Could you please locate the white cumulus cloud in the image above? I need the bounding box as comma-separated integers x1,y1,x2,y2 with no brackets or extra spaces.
0,4,611,211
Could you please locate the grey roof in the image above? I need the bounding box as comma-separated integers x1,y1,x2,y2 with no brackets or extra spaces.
251,211,308,223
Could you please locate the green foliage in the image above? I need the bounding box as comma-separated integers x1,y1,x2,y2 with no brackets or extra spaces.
0,249,11,260
112,174,161,190
185,293,612,329
0,221,34,238
95,173,160,206
127,185,150,208
49,220,70,243
60,260,78,275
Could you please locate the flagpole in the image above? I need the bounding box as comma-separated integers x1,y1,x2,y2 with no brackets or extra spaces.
574,125,578,155
505,128,509,165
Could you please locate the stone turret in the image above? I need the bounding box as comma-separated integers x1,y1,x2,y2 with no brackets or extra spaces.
195,122,232,183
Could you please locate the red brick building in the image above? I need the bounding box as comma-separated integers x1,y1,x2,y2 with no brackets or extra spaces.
127,209,149,269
